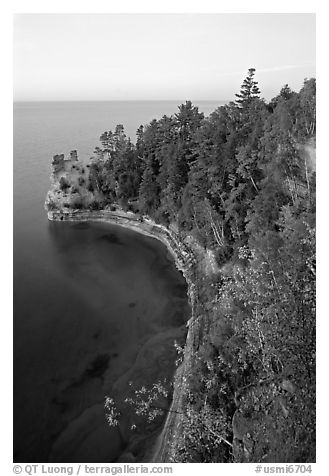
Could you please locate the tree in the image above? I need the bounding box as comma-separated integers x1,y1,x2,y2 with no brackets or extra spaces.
175,101,204,141
105,378,232,463
235,68,261,107
99,131,114,156
139,164,161,214
136,125,145,158
297,78,316,137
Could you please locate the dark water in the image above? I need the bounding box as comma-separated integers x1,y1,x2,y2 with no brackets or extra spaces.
13,101,220,463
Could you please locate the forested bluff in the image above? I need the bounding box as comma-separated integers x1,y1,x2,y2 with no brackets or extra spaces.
45,69,316,463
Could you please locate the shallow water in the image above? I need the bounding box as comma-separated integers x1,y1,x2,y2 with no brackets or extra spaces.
14,101,224,462
14,220,189,462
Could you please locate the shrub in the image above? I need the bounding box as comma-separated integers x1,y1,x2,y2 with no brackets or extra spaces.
59,177,70,191
73,199,84,210
47,199,58,211
89,200,101,210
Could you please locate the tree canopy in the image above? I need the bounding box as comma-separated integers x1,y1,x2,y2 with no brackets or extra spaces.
66,69,316,463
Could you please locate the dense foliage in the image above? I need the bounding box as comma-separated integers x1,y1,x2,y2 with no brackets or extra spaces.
94,69,315,462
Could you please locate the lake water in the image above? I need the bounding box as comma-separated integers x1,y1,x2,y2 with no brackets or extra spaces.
13,100,221,463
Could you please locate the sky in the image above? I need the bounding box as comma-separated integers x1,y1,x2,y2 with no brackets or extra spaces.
14,13,316,102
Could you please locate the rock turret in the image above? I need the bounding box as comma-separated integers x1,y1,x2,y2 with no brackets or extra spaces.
45,150,105,215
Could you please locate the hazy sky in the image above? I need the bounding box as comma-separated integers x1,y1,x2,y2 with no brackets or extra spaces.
14,13,316,101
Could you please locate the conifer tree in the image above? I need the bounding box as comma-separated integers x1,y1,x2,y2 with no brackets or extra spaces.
235,68,261,106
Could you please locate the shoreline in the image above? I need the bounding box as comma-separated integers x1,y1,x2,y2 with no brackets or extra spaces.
47,208,201,462
47,209,197,279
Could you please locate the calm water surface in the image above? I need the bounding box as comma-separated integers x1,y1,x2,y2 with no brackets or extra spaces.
13,101,220,462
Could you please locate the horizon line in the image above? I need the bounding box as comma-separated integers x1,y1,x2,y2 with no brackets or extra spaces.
13,98,229,103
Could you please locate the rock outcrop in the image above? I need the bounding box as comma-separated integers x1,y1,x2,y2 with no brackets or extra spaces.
45,150,103,212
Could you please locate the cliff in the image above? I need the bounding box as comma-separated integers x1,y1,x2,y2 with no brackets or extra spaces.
45,151,225,461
